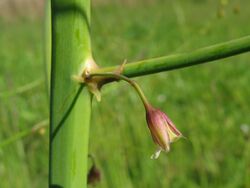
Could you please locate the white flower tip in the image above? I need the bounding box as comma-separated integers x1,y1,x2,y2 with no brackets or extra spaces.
150,149,162,160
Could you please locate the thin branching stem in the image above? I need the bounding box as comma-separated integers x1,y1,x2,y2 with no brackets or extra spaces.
92,35,250,78
0,78,43,98
89,73,150,108
0,119,49,148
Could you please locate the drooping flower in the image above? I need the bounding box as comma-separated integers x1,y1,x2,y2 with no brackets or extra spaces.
146,105,183,159
75,61,184,159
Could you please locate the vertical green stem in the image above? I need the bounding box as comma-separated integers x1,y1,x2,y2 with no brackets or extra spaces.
49,0,92,187
44,0,51,98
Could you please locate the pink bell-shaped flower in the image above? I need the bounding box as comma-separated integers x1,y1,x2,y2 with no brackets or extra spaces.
146,105,183,159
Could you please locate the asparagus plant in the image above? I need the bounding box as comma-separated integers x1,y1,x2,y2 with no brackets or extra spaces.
48,0,250,187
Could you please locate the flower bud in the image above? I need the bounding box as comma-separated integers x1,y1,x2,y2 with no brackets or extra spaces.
87,164,101,185
146,106,183,159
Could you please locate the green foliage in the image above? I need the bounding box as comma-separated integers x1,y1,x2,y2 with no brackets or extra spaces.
0,0,250,187
0,21,48,188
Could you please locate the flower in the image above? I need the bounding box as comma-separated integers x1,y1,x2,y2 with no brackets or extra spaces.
146,105,183,159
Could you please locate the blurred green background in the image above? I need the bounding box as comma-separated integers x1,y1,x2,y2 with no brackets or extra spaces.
0,0,250,187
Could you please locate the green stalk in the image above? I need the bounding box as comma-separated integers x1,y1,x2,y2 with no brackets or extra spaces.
0,119,48,148
50,0,92,187
0,79,43,98
92,35,250,77
44,0,51,97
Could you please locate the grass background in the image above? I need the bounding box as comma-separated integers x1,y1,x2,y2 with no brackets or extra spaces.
0,0,250,187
